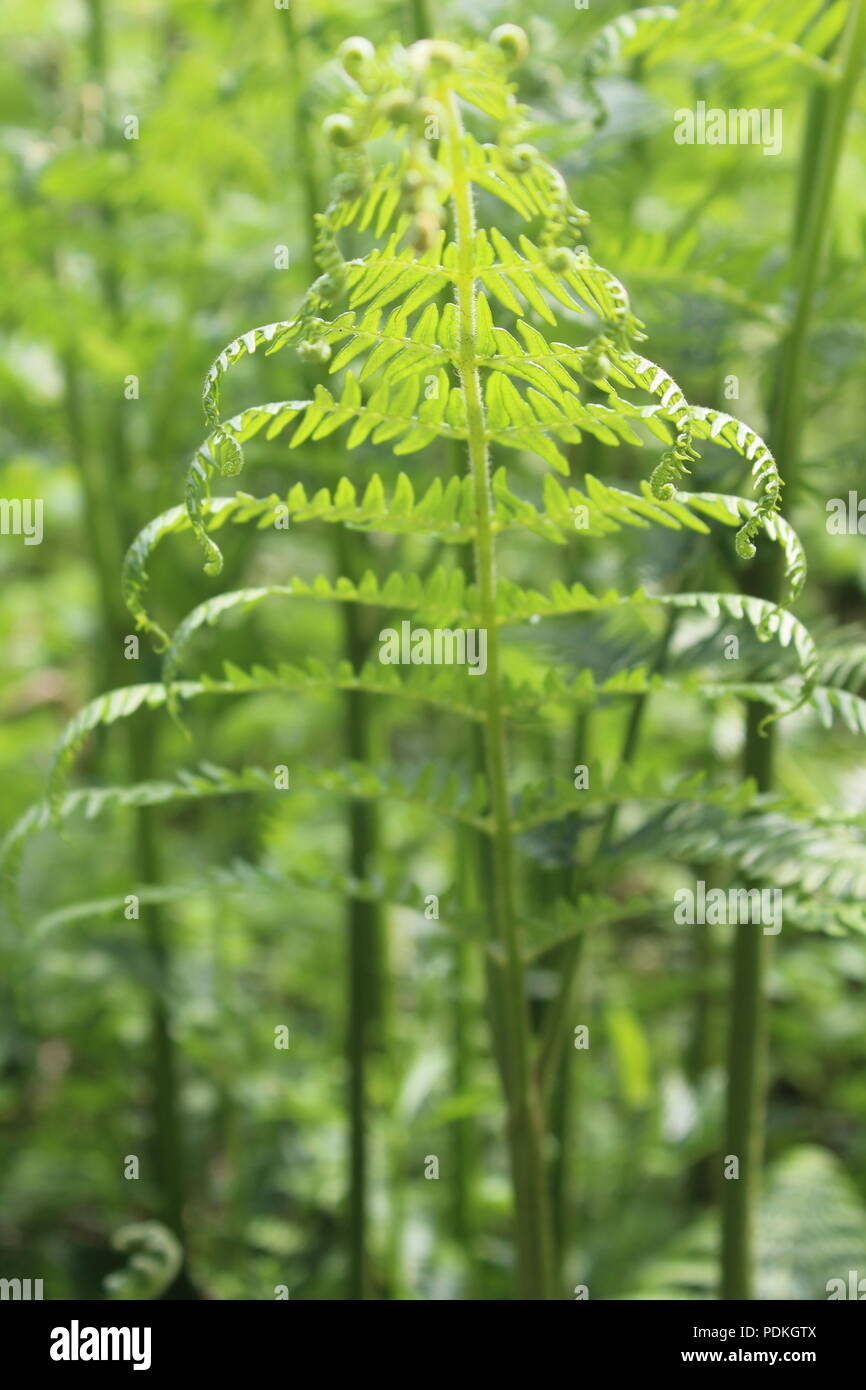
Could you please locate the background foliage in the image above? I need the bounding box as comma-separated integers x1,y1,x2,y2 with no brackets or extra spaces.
2,0,865,1300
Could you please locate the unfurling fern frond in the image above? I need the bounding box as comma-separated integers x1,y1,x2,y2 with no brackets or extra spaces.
9,25,848,1305
103,1223,183,1301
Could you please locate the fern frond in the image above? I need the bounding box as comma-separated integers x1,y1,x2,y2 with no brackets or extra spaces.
126,470,804,653
330,156,413,238
325,303,454,381
48,663,494,813
499,584,815,672
593,229,782,326
341,226,452,313
153,576,816,731
552,480,805,601
688,407,786,571
511,766,759,835
584,1,845,88
160,569,471,693
617,799,866,920
704,679,866,738
476,231,642,336
462,132,548,219
32,857,452,941
126,476,479,648
3,758,491,920
818,634,866,692
627,1147,866,1300
482,367,649,472
1,764,277,917
718,808,866,909
520,893,654,961
614,353,789,593
187,376,468,576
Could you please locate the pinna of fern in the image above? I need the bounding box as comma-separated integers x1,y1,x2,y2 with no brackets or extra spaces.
2,26,836,1301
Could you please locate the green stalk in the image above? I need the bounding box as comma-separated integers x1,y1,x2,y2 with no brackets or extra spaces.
345,817,374,1301
282,5,389,1297
720,919,769,1300
539,694,589,1273
58,343,123,702
445,90,554,1300
539,609,678,1104
450,929,473,1245
452,827,479,1255
546,1009,573,1277
83,1,192,1288
724,1,866,1300
537,595,678,1279
130,719,196,1292
767,0,866,507
410,0,432,41
448,424,483,1266
342,585,384,1302
686,906,717,1206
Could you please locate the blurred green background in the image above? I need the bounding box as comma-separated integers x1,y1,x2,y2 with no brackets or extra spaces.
1,0,865,1300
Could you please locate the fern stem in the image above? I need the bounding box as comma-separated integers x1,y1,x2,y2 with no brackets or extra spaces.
346,794,375,1300
598,607,679,850
539,609,677,1105
768,0,866,504
283,6,388,1297
724,3,866,1301
409,0,432,41
452,824,477,1255
686,887,718,1206
444,90,555,1299
450,437,484,1269
720,920,769,1300
342,594,383,1302
84,0,194,1294
130,718,190,1265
